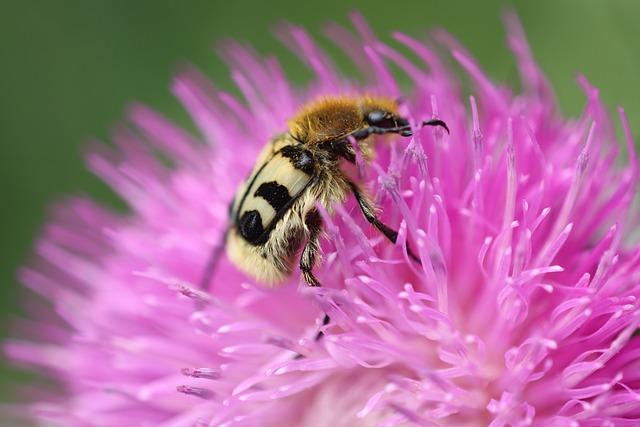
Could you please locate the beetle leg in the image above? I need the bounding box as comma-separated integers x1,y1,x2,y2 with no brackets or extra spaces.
300,209,331,341
349,118,450,141
198,228,229,290
347,180,422,265
300,209,323,287
350,125,410,140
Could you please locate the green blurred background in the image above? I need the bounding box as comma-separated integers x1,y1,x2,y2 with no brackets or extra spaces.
1,0,639,399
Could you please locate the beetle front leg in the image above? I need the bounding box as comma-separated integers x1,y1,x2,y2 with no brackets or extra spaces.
347,180,422,265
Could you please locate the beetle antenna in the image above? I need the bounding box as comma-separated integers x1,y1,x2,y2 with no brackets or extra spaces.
422,119,450,134
395,118,449,137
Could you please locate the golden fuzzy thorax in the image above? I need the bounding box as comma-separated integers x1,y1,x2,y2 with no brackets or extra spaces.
288,95,399,145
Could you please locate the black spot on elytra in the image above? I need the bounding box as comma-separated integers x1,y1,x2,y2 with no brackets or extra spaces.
239,210,264,242
254,181,292,213
281,145,315,175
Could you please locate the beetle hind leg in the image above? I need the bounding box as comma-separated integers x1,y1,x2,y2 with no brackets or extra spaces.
300,209,330,341
300,209,323,287
198,228,229,290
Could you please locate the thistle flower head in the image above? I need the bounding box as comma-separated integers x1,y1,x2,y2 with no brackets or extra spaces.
6,12,640,426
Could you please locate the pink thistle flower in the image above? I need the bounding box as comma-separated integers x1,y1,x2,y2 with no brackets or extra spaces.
6,12,640,426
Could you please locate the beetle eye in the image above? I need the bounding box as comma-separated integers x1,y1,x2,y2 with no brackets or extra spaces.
366,110,386,125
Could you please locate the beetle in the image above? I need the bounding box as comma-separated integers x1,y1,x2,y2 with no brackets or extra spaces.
200,95,448,335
